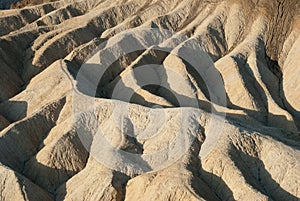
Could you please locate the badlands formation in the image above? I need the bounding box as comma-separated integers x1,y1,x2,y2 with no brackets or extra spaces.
0,0,300,200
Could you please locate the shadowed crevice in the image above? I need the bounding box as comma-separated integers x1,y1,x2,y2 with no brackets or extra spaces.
229,144,299,201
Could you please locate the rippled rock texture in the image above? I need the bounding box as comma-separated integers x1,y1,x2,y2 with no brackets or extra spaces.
0,0,299,200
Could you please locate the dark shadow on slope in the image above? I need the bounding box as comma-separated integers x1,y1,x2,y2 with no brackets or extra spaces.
20,131,89,200
227,52,299,134
22,132,89,193
73,56,300,143
69,45,222,111
225,112,300,150
193,151,234,200
97,50,145,89
143,84,181,106
14,171,55,201
0,100,28,122
117,117,152,174
0,98,78,200
112,171,131,201
69,46,300,142
231,54,268,123
198,163,235,201
55,182,67,201
229,145,300,201
0,0,19,9
75,60,213,111
0,114,10,131
226,109,300,136
184,123,234,201
182,59,211,101
21,158,77,198
258,52,299,125
257,38,300,131
0,98,65,172
279,79,300,131
55,169,131,201
17,164,71,201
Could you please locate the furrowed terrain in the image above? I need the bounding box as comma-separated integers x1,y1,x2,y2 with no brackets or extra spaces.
0,0,299,200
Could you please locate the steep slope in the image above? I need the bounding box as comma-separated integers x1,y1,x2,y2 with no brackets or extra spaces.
0,0,299,200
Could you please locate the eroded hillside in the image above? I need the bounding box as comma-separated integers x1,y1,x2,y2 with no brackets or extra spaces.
0,0,299,200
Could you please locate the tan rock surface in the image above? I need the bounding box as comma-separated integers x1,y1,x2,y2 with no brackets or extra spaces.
0,0,299,200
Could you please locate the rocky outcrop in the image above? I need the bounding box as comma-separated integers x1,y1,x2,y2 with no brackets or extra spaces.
0,163,53,201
